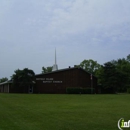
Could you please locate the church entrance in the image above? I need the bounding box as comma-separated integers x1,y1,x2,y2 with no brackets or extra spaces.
28,86,33,94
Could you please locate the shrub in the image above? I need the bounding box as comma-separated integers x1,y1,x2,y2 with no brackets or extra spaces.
66,87,81,94
66,87,95,94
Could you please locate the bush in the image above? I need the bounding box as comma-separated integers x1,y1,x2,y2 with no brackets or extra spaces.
66,88,81,94
66,87,95,94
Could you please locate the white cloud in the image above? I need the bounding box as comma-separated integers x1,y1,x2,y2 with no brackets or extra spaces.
0,0,130,78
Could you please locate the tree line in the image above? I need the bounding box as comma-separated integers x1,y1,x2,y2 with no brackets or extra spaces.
0,54,130,93
78,54,130,93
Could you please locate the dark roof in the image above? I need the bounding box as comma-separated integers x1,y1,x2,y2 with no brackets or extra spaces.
35,67,97,78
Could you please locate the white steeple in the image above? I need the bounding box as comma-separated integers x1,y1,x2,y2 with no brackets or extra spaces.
52,48,58,71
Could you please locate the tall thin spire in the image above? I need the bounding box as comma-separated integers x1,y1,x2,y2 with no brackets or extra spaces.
55,48,56,64
52,48,58,71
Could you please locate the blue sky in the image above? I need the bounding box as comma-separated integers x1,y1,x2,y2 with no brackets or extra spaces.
0,0,130,78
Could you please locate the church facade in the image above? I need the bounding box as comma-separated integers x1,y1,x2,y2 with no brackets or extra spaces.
35,67,97,94
0,67,98,94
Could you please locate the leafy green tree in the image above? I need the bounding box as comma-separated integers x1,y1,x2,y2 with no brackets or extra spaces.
11,68,35,88
42,66,52,73
115,58,130,92
98,57,130,93
101,62,118,92
79,59,101,75
0,77,8,83
94,66,104,84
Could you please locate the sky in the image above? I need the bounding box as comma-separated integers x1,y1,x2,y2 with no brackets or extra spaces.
0,0,130,79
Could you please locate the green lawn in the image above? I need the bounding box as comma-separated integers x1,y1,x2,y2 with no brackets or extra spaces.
0,94,129,130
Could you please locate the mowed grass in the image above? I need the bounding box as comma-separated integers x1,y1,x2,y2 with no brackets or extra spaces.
0,94,130,130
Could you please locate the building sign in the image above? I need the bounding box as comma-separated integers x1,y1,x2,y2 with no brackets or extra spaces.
36,78,53,80
36,78,62,83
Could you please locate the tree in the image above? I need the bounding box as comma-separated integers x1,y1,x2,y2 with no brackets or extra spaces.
97,57,130,93
96,62,119,93
42,66,52,73
115,58,130,92
127,54,130,62
0,77,8,83
11,68,35,88
103,62,117,89
79,59,101,75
